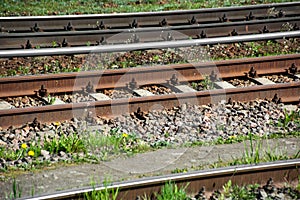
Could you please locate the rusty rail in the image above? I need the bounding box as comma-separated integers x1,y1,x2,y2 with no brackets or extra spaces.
0,54,299,98
20,159,300,200
0,78,299,128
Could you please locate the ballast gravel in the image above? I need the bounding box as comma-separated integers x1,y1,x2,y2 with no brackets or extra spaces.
0,99,298,170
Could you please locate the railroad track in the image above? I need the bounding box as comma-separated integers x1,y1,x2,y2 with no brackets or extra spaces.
1,2,300,53
0,54,299,128
22,159,300,200
1,16,300,50
1,30,300,58
2,2,300,33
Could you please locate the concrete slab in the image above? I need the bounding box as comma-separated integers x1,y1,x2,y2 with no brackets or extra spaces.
175,85,197,93
0,100,14,110
106,148,188,174
43,97,65,105
282,104,298,112
214,81,236,89
133,89,154,97
1,137,299,198
90,93,111,101
253,77,275,85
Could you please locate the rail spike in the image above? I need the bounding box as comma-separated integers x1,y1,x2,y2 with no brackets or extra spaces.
246,11,255,21
97,37,107,45
188,16,197,24
169,74,179,85
271,94,282,104
260,26,269,33
24,40,33,49
130,19,138,28
31,23,40,32
197,30,207,38
62,38,69,47
64,22,74,31
209,71,218,82
35,85,48,97
276,9,284,18
247,66,257,78
97,21,106,29
230,29,238,36
287,63,298,75
84,81,94,93
219,13,228,22
128,78,137,90
159,18,168,26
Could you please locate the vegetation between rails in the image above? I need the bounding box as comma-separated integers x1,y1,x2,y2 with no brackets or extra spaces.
1,39,299,77
0,0,294,16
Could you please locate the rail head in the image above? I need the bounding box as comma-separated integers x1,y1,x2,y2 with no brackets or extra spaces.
1,30,300,58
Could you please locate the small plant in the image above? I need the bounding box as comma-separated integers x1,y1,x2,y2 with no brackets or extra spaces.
6,178,22,199
277,110,300,129
6,69,17,76
44,133,86,154
154,181,189,200
84,179,119,200
171,167,188,174
51,41,58,47
201,75,215,90
86,41,91,46
229,134,261,165
47,95,56,105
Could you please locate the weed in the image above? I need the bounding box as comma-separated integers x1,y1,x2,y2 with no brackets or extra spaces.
47,95,56,105
6,69,17,76
6,178,22,199
84,129,150,160
84,179,119,200
154,181,189,200
171,167,188,173
44,133,86,154
51,41,58,48
277,109,300,129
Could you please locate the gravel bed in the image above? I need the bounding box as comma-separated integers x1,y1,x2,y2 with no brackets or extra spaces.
227,78,257,87
2,96,46,108
100,88,136,99
0,99,298,170
141,85,174,95
0,55,83,76
0,39,299,77
57,93,95,103
262,74,296,83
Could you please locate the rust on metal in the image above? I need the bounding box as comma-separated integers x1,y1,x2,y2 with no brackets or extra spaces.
0,54,300,98
0,81,299,128
28,159,300,200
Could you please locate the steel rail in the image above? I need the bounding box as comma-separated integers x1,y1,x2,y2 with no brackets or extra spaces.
20,159,300,200
1,30,300,58
1,17,299,50
1,2,300,32
0,54,299,98
0,81,299,128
